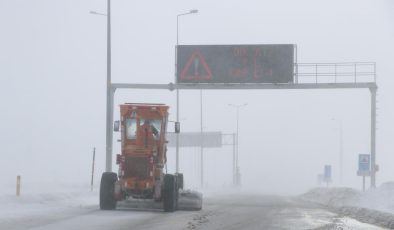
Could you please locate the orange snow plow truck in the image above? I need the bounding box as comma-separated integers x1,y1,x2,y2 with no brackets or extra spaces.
100,103,202,212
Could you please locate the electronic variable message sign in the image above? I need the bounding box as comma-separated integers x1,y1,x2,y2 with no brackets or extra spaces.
177,44,294,84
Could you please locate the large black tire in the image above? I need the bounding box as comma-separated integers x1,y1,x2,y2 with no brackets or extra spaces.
163,174,177,212
100,172,117,210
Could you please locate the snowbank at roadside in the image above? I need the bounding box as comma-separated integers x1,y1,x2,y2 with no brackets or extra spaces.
0,185,98,223
300,182,394,229
359,182,394,213
301,182,394,213
300,187,361,207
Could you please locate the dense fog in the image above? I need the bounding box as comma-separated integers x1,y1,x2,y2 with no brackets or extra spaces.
1,0,393,195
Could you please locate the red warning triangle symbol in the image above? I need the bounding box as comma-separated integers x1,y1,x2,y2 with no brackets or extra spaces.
180,51,213,81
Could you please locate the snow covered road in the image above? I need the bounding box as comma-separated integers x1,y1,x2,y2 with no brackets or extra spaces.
0,191,388,230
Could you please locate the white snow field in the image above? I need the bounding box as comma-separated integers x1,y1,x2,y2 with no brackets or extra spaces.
0,185,389,230
0,185,99,230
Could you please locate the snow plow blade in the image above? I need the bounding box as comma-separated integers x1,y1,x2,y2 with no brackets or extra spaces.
115,190,202,211
178,190,203,211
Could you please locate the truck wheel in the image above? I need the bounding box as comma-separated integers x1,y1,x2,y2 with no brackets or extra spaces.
100,172,117,210
163,174,177,212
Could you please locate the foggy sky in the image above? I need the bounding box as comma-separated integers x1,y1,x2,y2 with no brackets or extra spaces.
0,0,393,194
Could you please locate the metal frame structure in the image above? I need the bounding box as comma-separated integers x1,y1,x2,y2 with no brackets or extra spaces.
107,79,378,188
101,0,378,191
100,7,377,188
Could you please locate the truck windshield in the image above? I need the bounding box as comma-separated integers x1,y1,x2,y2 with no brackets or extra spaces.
140,119,162,140
126,118,137,139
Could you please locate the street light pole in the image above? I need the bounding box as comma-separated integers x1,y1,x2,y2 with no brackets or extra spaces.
176,14,179,173
106,0,113,173
229,103,248,186
90,1,112,172
175,9,198,174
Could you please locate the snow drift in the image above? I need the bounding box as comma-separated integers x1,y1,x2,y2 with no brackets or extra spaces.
300,182,394,228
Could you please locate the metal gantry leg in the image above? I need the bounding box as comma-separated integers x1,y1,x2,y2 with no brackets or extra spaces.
176,89,180,173
105,89,112,172
106,87,115,172
370,86,377,188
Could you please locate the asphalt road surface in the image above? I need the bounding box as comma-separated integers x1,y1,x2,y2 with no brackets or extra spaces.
1,193,387,230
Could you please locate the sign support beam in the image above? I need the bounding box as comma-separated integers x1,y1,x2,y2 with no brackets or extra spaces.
112,82,376,91
108,82,378,188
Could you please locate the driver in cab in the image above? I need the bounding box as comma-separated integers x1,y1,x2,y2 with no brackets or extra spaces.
141,120,159,140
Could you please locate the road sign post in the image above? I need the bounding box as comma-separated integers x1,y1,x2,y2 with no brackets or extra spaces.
317,174,324,186
357,154,371,192
323,165,332,187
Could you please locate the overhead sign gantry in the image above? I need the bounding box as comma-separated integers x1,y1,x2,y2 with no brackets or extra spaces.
106,44,378,188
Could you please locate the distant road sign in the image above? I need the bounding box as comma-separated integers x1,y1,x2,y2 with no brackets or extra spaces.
177,44,295,84
358,154,371,176
324,165,332,182
167,132,222,148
